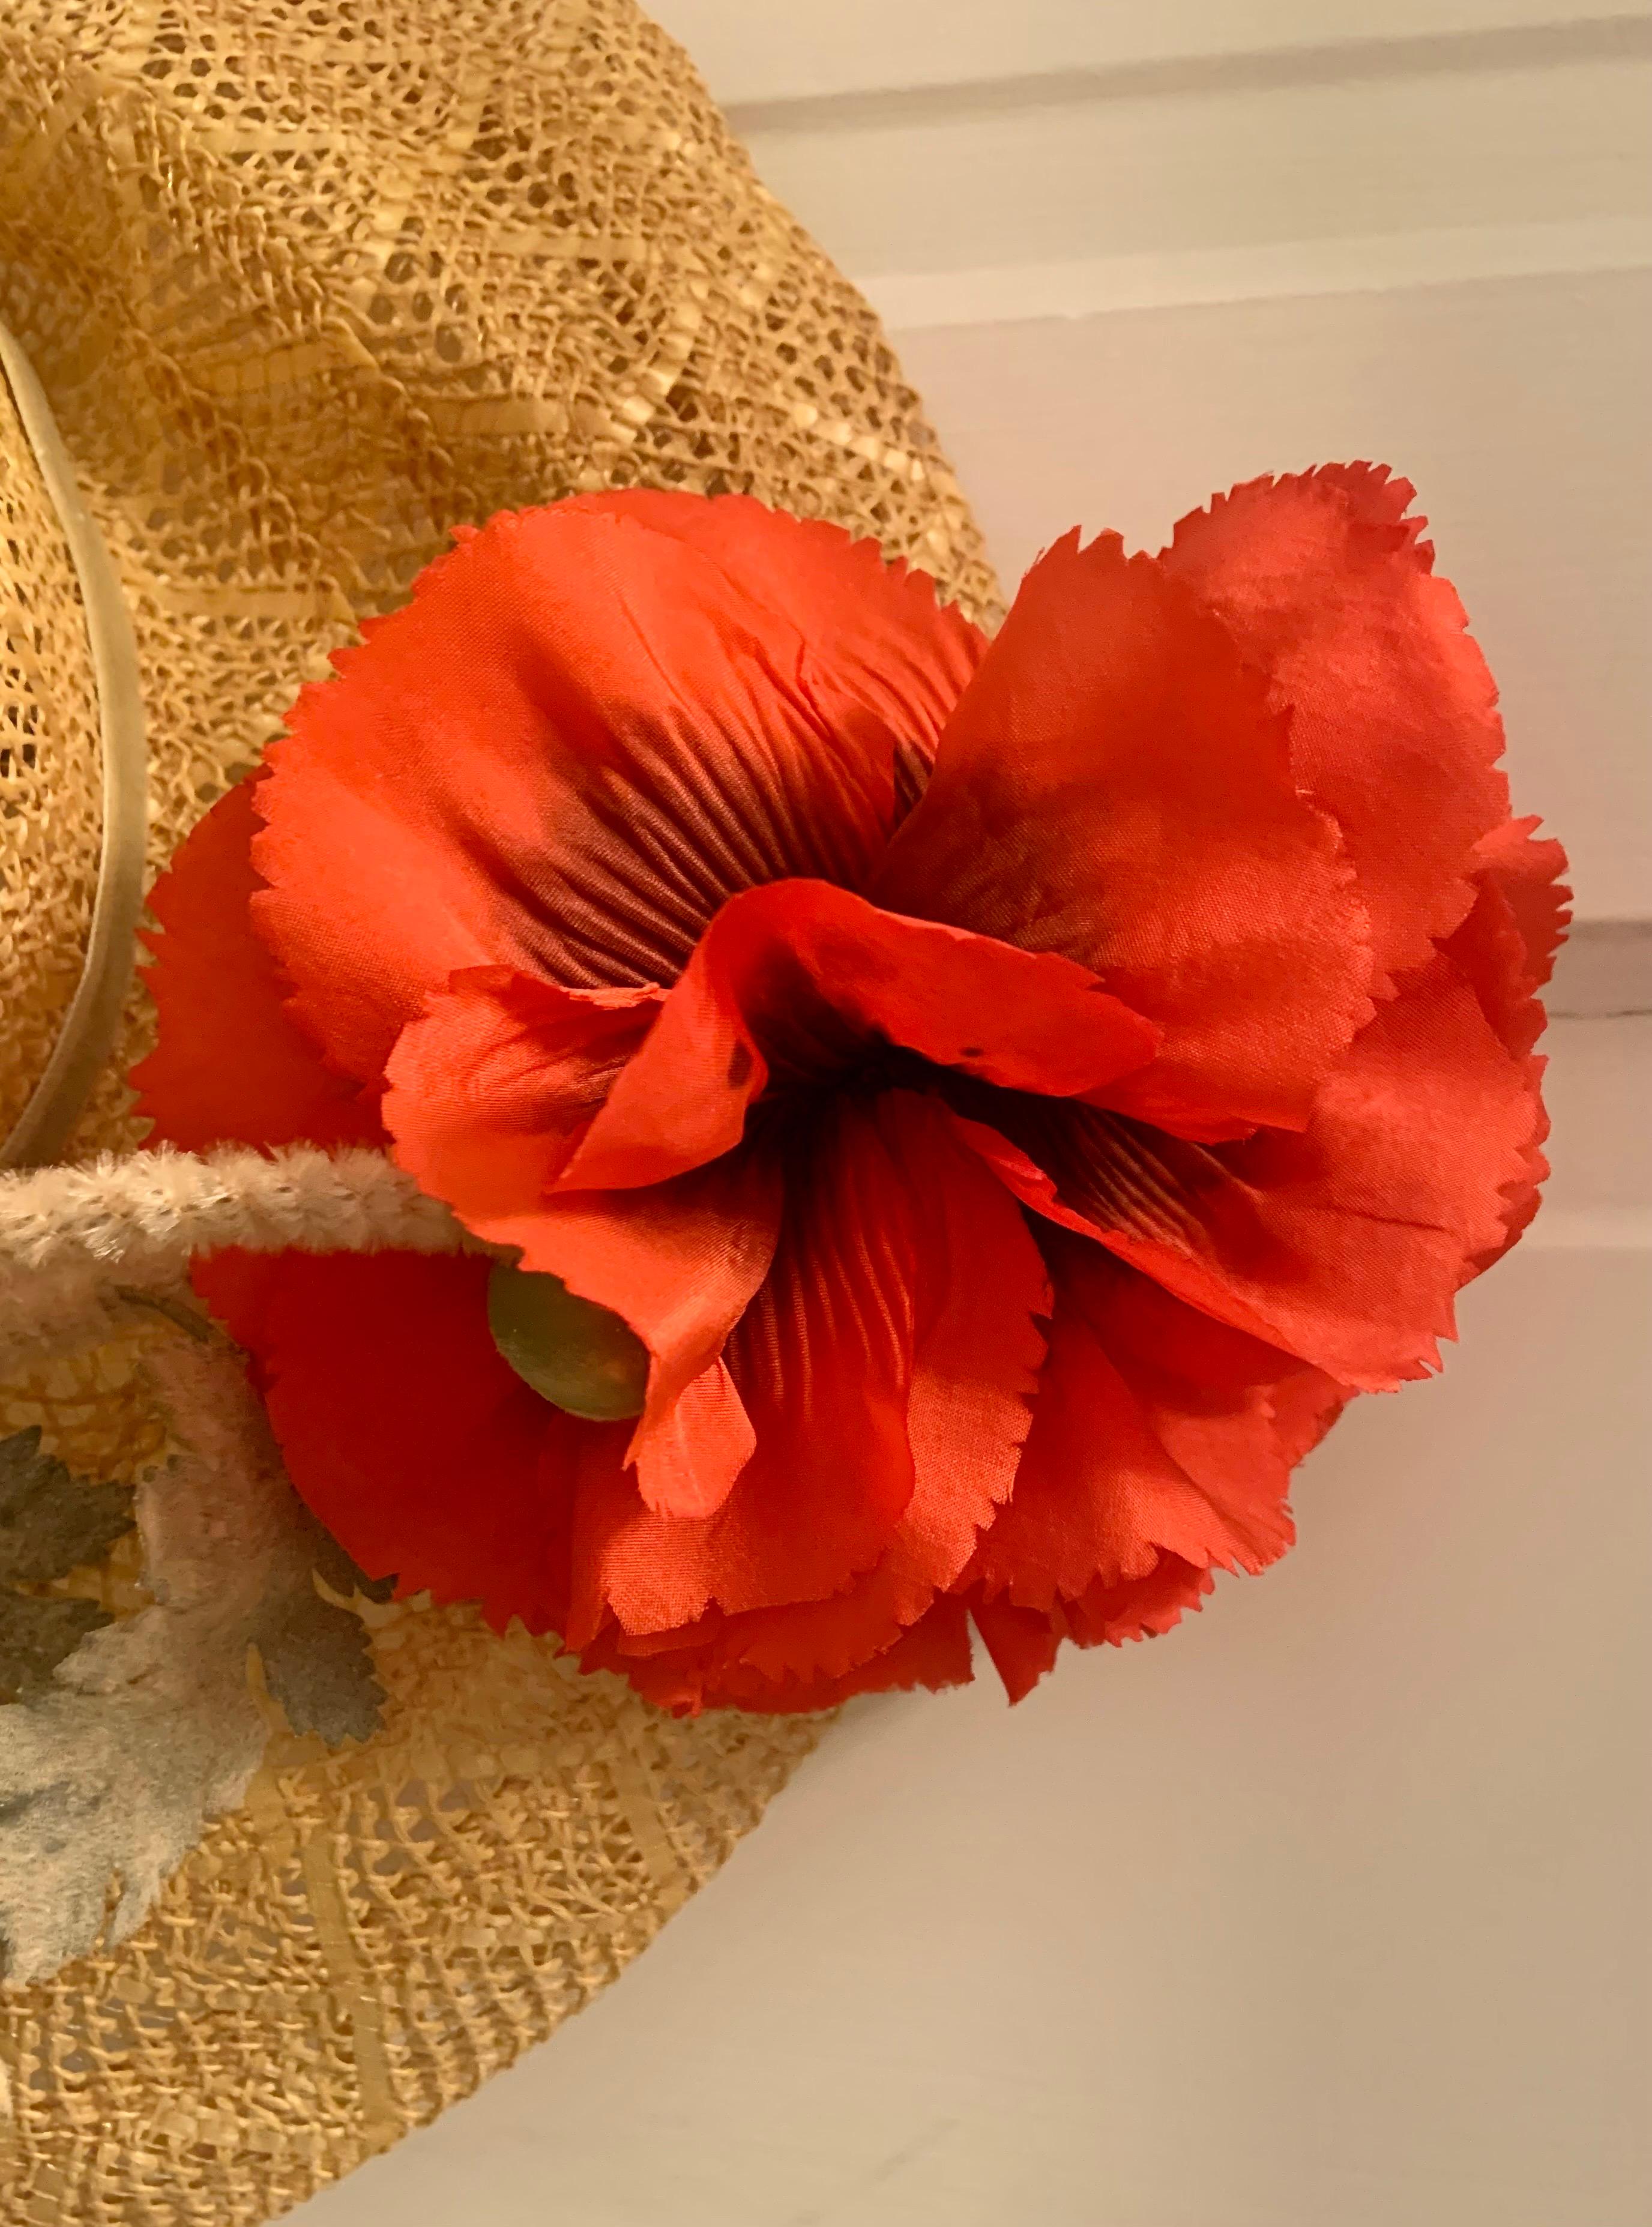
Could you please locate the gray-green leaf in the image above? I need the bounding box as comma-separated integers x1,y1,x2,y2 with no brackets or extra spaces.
250,1510,386,1746
0,1590,111,1701
0,1342,387,1987
0,1427,133,1584
0,1427,133,1700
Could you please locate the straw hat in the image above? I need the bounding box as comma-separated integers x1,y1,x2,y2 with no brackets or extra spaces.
0,2,1570,2217
0,4,993,2217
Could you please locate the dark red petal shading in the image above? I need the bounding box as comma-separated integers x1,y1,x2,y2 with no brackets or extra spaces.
561,879,1159,1192
559,490,985,772
567,1091,1049,1650
872,528,1372,1140
968,1594,1061,1705
383,968,662,1222
956,955,1544,1390
254,497,971,1085
967,1561,1222,1704
1058,1557,1218,1648
969,1234,1330,1618
1477,815,1570,989
133,779,383,1153
1162,465,1515,987
1446,816,1571,1060
1442,816,1569,1267
192,1248,616,1632
585,1593,977,1717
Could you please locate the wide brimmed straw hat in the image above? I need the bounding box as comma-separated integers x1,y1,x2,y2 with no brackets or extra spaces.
0,4,991,2217
0,4,1570,2217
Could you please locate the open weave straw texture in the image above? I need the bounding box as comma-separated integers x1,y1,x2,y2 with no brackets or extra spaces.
0,3,996,2217
0,0,995,1159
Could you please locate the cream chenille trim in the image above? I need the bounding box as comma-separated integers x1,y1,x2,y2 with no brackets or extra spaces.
0,1146,482,1372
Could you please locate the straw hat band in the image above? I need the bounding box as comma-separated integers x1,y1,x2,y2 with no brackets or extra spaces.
0,321,146,1171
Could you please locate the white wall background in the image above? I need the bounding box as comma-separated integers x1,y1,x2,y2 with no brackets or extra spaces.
302,9,1651,2223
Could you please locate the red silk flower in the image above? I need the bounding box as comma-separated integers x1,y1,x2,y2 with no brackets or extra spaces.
134,475,1567,1713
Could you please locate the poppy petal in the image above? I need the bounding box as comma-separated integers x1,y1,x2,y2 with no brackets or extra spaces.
477,1148,787,1526
561,490,984,771
872,528,1372,1139
1441,816,1568,1267
133,779,382,1153
1445,816,1571,1060
383,968,662,1224
561,879,1159,1192
960,956,1544,1390
969,1234,1327,1617
191,1247,617,1633
1163,465,1515,986
254,496,971,1085
968,1594,1061,1706
968,1569,1224,1702
969,1571,1216,1705
570,1090,1049,1647
585,1593,977,1716
1058,1558,1219,1648
1477,816,1570,991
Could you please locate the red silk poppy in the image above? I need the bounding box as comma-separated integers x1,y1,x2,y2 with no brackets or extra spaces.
133,476,1567,1713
